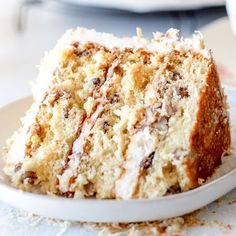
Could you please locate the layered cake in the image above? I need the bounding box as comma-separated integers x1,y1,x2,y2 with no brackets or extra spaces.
3,28,230,199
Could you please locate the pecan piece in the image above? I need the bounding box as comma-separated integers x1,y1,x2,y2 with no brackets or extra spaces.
60,191,74,198
70,41,79,48
172,72,181,81
102,121,109,133
178,87,189,98
74,49,91,57
63,107,69,119
110,94,119,104
84,181,96,197
140,151,155,170
14,163,22,172
22,171,37,184
32,122,42,136
92,77,101,86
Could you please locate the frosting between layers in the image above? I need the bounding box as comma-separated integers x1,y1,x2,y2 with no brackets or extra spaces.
115,127,157,199
4,103,39,165
57,58,121,192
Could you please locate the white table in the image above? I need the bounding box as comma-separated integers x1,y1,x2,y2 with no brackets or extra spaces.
0,1,236,235
0,189,235,236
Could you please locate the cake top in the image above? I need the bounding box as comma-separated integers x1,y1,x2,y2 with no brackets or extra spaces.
33,27,211,104
56,27,210,57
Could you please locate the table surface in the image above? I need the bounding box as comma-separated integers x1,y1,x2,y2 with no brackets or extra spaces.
0,189,236,236
0,1,236,235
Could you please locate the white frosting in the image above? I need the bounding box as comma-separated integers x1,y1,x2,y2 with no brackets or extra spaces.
56,27,210,58
6,33,64,166
72,58,120,154
58,58,120,192
32,50,60,103
72,104,103,154
58,104,104,192
5,103,39,165
6,130,27,164
115,127,157,199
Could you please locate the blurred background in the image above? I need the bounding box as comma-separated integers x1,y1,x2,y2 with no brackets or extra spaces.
0,0,235,107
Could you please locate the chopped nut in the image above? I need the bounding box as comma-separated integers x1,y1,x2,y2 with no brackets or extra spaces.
198,178,205,185
22,171,37,184
172,72,181,81
32,122,42,136
178,87,189,98
84,181,96,197
63,107,69,119
102,121,109,133
74,49,91,57
14,163,22,172
70,41,79,48
110,94,119,104
162,162,175,175
60,191,74,198
84,139,92,154
140,151,155,170
167,185,181,194
69,176,76,185
92,77,101,86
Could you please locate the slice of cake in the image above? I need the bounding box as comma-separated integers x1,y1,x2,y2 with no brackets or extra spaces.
3,28,230,199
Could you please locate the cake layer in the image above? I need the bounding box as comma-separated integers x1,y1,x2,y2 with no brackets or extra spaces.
3,28,230,199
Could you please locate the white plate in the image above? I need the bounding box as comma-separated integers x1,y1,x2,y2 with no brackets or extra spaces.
0,88,235,223
59,0,224,13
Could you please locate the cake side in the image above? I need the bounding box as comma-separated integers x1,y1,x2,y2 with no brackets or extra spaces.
186,61,231,187
127,52,229,199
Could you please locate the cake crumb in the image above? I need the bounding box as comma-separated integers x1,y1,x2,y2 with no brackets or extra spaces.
228,197,236,205
85,217,185,236
3,205,234,236
183,211,206,227
197,178,205,185
226,224,232,230
214,198,221,204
